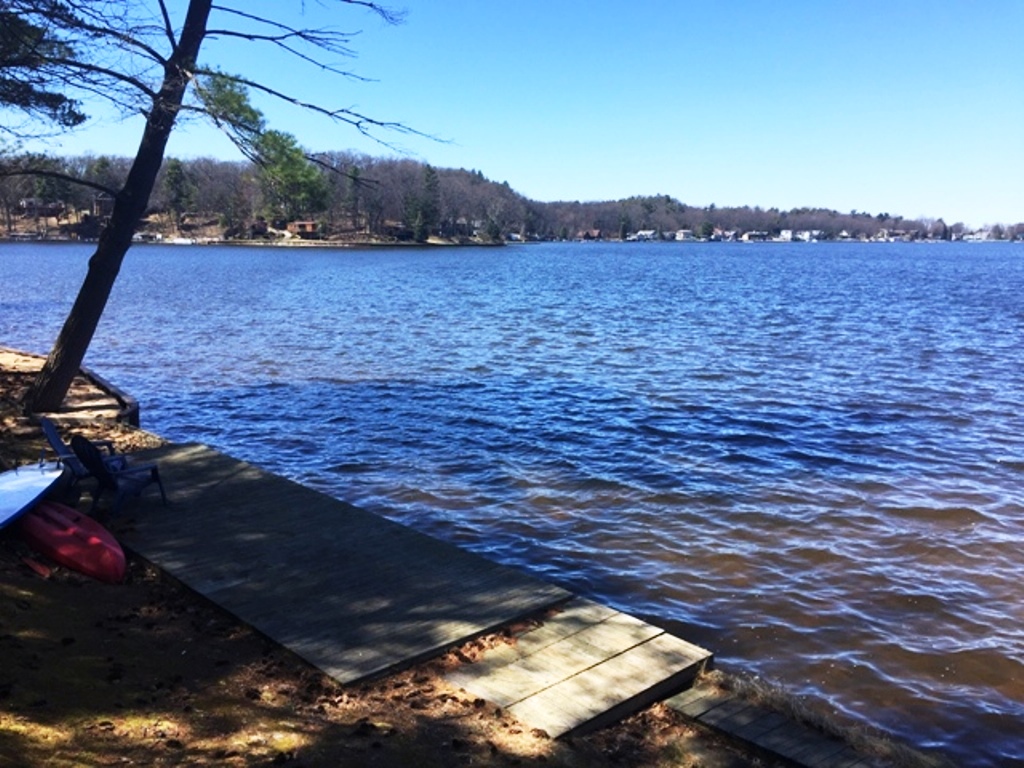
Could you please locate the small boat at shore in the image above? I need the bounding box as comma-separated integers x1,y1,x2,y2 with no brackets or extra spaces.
16,500,127,583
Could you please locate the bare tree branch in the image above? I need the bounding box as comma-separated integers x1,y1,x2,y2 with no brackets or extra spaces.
212,1,406,28
199,69,442,150
39,1,169,67
306,151,379,188
40,56,161,101
203,28,374,81
0,166,118,196
156,0,177,49
204,3,398,82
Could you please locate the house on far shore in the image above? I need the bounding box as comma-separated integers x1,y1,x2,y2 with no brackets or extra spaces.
287,220,320,239
18,198,65,218
93,193,115,218
675,229,696,241
575,229,603,241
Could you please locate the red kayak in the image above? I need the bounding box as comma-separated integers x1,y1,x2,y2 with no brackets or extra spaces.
17,500,126,584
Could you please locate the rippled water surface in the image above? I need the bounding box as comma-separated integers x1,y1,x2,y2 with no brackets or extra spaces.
3,240,1023,766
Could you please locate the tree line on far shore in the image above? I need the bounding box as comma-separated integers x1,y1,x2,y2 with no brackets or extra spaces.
2,150,1020,244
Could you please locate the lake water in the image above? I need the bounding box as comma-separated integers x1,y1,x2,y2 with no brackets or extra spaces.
2,240,1022,766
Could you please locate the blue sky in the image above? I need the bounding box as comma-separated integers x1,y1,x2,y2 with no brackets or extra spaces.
19,1,1024,227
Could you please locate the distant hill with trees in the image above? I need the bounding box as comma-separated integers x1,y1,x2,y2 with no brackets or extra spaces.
2,150,1020,244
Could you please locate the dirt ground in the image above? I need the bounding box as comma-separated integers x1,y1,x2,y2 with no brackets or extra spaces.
0,354,903,768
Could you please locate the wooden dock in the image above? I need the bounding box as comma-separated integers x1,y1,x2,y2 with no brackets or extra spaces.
0,347,139,426
447,596,711,738
113,442,712,735
116,443,569,682
668,687,870,768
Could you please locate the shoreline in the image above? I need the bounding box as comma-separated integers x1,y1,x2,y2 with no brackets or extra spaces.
4,233,1018,250
0,232,507,249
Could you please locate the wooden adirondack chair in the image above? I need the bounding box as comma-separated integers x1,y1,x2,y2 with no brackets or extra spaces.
70,434,167,515
39,417,125,488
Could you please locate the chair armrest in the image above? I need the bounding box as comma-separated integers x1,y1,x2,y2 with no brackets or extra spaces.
115,462,159,477
104,454,129,471
95,439,118,455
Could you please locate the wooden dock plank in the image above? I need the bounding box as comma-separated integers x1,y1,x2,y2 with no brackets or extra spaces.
446,597,712,737
754,722,820,757
789,736,854,767
666,686,869,768
506,632,711,737
116,443,570,682
665,686,732,718
729,710,792,742
816,750,870,768
447,615,664,701
696,697,754,728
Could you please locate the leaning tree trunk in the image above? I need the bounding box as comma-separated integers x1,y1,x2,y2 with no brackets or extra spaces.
24,0,213,414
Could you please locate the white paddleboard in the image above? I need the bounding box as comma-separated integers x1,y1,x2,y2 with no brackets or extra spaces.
0,462,65,529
